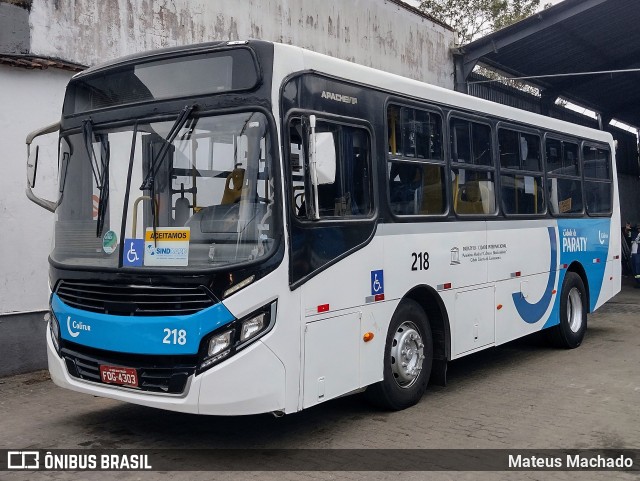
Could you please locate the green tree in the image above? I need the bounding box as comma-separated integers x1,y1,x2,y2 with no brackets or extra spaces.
419,0,544,45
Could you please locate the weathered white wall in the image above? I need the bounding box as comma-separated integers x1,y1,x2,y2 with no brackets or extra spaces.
29,0,455,88
0,66,73,314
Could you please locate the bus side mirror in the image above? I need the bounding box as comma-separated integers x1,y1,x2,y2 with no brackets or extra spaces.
306,115,337,220
27,145,39,188
314,132,336,185
25,121,61,213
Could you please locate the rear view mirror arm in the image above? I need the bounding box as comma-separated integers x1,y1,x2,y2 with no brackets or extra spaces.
25,121,61,212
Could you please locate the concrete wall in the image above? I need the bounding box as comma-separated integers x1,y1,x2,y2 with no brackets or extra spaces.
0,1,30,53
28,0,455,88
0,65,73,314
0,312,47,375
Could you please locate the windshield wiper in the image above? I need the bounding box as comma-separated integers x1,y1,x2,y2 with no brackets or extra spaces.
139,104,196,245
82,119,111,237
139,104,196,191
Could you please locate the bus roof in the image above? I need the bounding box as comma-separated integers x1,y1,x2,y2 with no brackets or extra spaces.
73,39,613,146
273,42,614,146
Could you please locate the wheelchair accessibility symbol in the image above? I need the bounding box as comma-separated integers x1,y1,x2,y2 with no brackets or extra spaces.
371,270,384,295
123,238,144,267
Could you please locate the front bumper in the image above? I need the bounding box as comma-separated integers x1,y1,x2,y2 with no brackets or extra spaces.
47,326,286,415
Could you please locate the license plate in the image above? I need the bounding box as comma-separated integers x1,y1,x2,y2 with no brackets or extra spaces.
99,365,138,388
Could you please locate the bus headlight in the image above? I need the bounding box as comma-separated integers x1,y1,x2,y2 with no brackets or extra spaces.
208,330,233,358
240,313,265,342
198,301,276,372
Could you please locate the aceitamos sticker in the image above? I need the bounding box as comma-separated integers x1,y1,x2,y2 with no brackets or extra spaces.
144,227,190,267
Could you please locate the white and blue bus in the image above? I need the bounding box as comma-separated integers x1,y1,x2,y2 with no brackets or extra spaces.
26,40,621,415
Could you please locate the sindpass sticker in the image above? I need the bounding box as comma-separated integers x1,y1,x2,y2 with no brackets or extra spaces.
144,227,190,266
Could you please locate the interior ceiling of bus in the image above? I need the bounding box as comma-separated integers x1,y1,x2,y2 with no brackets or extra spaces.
456,0,640,129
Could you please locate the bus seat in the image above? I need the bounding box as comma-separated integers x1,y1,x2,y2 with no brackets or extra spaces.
221,168,245,204
420,165,442,214
455,181,484,214
174,196,191,225
478,181,495,214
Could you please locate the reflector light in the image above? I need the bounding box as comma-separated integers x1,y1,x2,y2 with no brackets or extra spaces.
374,294,385,302
317,304,330,313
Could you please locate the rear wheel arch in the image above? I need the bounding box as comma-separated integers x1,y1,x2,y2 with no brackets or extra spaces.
567,261,590,312
404,284,451,363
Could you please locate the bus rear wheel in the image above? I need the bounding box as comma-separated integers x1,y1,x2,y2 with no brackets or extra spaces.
365,299,433,410
547,272,587,349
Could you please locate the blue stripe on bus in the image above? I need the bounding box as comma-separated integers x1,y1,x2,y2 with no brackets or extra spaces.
557,218,610,312
542,219,611,328
51,293,235,355
512,227,558,324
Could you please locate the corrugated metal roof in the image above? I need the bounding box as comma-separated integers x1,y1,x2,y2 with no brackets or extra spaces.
457,0,640,128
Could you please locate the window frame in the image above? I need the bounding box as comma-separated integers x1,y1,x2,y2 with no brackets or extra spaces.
385,100,449,220
448,112,498,218
285,109,378,226
496,122,547,217
544,133,585,217
581,140,613,217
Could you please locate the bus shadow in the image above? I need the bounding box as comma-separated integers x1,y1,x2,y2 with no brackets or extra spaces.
56,326,609,449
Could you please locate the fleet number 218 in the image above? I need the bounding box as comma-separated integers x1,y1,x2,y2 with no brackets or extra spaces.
163,328,187,345
411,251,430,271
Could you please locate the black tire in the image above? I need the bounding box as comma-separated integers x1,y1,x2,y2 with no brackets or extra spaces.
365,299,433,410
546,272,587,349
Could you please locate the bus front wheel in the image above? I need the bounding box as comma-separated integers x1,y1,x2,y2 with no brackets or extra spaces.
547,271,587,349
365,299,433,410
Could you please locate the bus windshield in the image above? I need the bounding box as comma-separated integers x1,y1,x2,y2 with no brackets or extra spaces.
53,111,277,270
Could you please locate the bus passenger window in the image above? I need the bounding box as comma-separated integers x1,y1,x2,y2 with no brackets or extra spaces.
388,162,446,215
498,128,519,169
499,128,544,215
450,118,495,215
546,138,583,215
472,123,492,166
583,145,613,215
387,105,446,216
452,168,496,215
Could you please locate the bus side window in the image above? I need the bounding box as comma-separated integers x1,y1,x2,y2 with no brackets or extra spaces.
289,118,373,220
583,145,613,215
546,138,583,215
450,117,496,215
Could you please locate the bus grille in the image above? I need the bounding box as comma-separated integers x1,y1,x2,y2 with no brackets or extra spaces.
61,344,197,395
56,280,215,316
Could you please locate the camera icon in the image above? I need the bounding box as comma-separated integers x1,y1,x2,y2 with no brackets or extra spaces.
7,451,40,470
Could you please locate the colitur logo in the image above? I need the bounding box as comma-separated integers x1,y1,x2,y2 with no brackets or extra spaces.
67,316,91,338
598,231,609,245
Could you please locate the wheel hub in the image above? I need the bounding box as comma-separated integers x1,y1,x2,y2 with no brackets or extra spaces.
391,321,424,388
567,287,583,333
